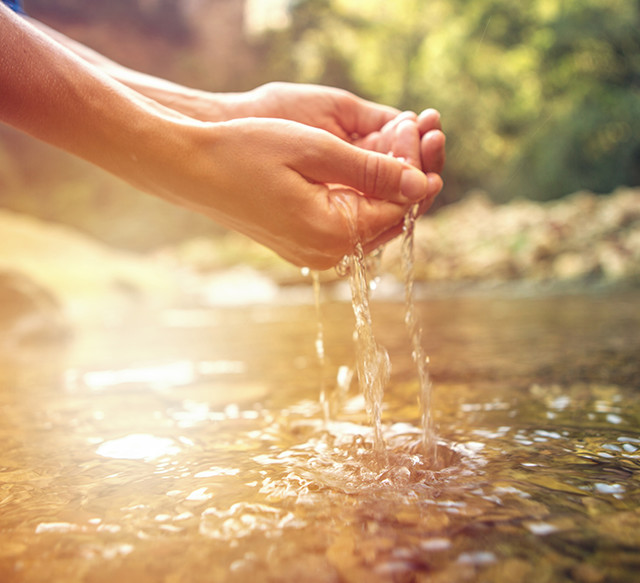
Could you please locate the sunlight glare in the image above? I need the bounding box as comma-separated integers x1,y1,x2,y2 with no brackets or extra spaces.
96,434,180,460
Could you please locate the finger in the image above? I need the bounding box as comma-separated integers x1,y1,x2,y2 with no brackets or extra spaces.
392,118,421,169
421,129,446,174
385,110,418,135
417,108,442,135
344,94,402,139
332,189,410,247
308,171,441,270
362,219,405,254
361,176,442,253
355,110,416,153
302,134,431,204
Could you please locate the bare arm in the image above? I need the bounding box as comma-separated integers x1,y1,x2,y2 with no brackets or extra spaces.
24,14,446,179
24,14,237,121
1,6,197,190
1,5,439,269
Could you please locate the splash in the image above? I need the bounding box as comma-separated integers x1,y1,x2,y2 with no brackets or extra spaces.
317,193,436,468
254,420,465,499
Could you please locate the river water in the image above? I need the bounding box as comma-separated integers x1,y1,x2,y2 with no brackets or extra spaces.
0,289,639,582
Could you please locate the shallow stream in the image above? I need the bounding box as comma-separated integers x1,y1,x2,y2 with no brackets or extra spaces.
1,290,639,582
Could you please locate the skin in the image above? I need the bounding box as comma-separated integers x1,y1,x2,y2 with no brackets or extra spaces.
1,6,445,270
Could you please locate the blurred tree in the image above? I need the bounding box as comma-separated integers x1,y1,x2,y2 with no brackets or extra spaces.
257,0,640,203
511,0,640,200
26,0,191,42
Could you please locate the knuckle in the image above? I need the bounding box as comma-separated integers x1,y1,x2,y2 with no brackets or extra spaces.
363,153,397,198
363,154,381,196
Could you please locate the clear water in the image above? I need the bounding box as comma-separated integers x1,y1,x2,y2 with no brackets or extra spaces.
1,292,639,582
344,242,391,463
401,204,436,463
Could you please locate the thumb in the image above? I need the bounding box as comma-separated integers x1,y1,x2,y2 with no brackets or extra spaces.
302,133,433,204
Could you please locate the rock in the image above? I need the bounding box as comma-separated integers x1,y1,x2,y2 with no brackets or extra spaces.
552,252,599,280
0,209,177,325
571,563,606,583
595,509,640,548
379,187,640,289
0,270,71,344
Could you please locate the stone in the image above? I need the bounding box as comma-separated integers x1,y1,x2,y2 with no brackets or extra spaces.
0,270,70,344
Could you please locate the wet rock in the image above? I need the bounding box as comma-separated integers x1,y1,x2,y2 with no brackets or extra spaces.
0,270,71,344
595,509,640,548
479,557,533,583
571,563,606,583
0,209,177,325
381,187,640,289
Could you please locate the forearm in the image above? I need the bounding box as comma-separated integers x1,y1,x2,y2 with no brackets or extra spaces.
19,15,407,139
24,15,240,122
0,6,193,191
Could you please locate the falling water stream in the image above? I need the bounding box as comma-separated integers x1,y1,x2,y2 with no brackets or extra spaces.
309,270,329,424
401,203,436,463
327,201,436,467
342,241,391,463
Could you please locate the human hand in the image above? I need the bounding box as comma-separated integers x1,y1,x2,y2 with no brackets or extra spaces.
152,117,441,270
357,108,446,175
235,82,445,174
212,84,446,262
350,110,446,250
235,82,397,140
0,8,442,272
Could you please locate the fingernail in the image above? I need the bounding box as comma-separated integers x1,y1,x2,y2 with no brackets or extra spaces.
426,173,443,198
419,108,440,121
398,110,418,121
400,168,428,200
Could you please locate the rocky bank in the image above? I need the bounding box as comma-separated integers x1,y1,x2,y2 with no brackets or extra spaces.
1,188,638,342
383,187,640,287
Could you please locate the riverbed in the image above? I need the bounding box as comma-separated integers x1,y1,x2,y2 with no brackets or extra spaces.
0,290,639,582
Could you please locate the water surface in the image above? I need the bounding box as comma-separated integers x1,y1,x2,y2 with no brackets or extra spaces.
1,291,639,582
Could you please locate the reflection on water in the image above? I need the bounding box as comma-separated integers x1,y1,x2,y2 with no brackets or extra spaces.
0,293,639,582
96,434,182,460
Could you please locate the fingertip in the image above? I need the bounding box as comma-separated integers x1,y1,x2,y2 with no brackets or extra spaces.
398,110,419,122
394,118,421,167
400,167,429,201
397,118,420,132
426,172,444,199
421,129,446,174
422,129,446,154
418,109,442,133
380,110,417,134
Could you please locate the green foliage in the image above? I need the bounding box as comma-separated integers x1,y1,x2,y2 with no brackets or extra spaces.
511,0,640,200
260,0,640,203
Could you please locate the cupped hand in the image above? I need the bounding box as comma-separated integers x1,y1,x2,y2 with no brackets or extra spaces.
357,108,446,174
354,112,445,251
236,82,445,175
153,117,441,270
239,82,398,142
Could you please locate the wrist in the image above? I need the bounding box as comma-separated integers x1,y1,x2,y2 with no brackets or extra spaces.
105,103,211,202
133,83,252,123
